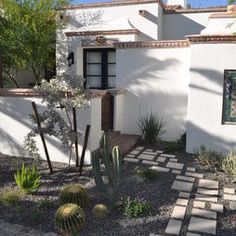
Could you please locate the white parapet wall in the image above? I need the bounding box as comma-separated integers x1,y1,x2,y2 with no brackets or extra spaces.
0,90,102,164
186,42,236,153
115,44,190,141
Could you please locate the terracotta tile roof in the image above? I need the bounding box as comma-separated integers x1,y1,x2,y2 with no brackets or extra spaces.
186,35,236,43
65,29,139,37
164,6,227,14
114,40,190,48
0,89,41,97
209,12,236,18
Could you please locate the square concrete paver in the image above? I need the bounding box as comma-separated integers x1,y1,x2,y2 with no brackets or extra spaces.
172,180,193,192
160,154,176,158
229,201,236,210
224,194,236,201
188,217,217,235
186,233,201,236
211,203,224,213
170,158,178,162
185,172,203,179
176,198,189,206
138,154,155,161
142,160,158,166
186,167,196,172
172,170,182,175
130,150,141,155
199,179,219,189
179,192,190,198
123,157,139,163
150,166,170,173
157,156,166,163
171,206,186,219
135,146,144,151
191,208,217,219
165,219,182,235
166,162,184,170
193,201,205,209
224,188,235,194
176,175,195,182
143,151,157,156
197,188,218,196
195,194,218,202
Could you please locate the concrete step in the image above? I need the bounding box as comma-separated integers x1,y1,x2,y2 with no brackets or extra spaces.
106,131,140,155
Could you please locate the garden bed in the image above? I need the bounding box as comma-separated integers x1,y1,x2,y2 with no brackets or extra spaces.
0,142,236,235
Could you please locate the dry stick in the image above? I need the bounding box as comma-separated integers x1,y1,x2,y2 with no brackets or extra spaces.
72,107,79,167
79,125,91,176
31,101,53,174
0,56,3,88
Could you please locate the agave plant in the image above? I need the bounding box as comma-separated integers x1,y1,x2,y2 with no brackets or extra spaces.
55,203,85,235
14,163,41,194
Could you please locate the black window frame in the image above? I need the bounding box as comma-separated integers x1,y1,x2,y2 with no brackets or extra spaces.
83,48,116,90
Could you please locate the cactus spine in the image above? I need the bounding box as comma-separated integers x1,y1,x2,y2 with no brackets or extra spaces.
91,134,122,199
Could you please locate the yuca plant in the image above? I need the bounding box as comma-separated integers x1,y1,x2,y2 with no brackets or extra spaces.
55,203,85,236
137,112,166,144
14,163,41,194
222,151,236,177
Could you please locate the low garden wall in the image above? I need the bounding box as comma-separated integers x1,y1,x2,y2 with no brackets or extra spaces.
0,88,103,164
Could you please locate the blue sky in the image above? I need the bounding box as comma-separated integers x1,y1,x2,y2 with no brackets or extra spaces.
71,0,229,7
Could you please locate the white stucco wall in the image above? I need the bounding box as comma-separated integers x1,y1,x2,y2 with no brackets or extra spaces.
116,46,190,141
186,43,236,153
0,96,102,164
162,12,211,40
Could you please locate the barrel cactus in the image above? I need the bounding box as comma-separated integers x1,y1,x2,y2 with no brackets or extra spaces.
92,204,109,219
59,184,89,208
55,203,85,235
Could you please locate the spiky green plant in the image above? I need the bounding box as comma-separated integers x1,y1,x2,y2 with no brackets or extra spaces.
92,204,109,219
55,203,85,235
91,134,122,200
137,112,166,144
14,163,41,194
222,151,236,177
59,184,89,208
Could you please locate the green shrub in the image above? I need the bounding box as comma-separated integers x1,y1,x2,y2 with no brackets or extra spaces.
197,146,224,171
92,204,109,219
165,142,179,153
135,167,158,181
117,196,152,218
137,112,166,144
59,184,90,208
14,163,41,194
222,152,236,177
0,188,24,206
55,203,85,235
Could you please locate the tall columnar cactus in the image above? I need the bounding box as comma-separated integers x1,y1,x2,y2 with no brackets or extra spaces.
91,134,122,199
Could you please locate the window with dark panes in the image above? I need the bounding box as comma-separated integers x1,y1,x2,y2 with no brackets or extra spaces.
84,48,116,89
222,70,236,124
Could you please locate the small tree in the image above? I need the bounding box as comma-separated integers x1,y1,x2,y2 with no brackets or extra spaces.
0,0,68,87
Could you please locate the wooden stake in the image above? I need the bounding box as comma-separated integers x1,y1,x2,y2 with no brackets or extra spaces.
32,101,53,174
72,107,79,167
79,125,91,176
0,56,3,88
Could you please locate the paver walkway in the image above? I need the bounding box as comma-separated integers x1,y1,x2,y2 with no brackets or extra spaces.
124,146,236,236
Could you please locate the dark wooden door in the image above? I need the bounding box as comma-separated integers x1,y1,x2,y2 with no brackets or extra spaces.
101,93,114,131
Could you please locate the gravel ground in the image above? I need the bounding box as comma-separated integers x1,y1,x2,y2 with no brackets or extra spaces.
0,142,236,235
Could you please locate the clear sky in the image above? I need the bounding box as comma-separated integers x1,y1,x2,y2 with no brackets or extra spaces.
71,0,229,7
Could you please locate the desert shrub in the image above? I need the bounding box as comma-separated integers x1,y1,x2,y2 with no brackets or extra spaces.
59,184,90,208
117,196,152,218
177,133,186,149
0,188,24,206
137,112,166,144
222,152,236,177
55,203,85,235
134,167,158,181
165,142,179,153
14,163,41,194
197,146,224,171
92,204,109,219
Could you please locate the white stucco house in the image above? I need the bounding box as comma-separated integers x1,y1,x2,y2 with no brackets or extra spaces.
1,0,236,164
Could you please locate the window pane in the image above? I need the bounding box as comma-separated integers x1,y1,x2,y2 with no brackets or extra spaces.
87,52,101,63
108,51,116,63
223,70,236,123
108,64,116,76
108,76,116,88
86,76,101,88
87,64,101,75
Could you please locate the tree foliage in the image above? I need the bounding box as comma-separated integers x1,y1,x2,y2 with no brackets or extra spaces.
0,0,68,86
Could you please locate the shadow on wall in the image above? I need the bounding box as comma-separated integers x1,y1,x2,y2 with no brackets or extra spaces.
0,97,76,163
117,50,189,141
163,14,205,40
